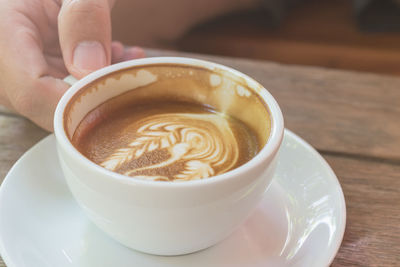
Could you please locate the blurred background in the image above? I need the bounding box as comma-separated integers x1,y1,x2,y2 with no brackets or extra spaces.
112,0,400,76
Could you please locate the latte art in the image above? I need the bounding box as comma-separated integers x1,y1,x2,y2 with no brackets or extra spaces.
73,100,261,182
100,113,239,181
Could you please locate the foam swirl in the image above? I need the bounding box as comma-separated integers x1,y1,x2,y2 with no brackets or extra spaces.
100,113,239,181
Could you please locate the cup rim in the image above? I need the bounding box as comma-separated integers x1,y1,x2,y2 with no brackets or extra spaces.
54,57,284,188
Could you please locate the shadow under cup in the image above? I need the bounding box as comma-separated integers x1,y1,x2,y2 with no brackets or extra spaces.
55,58,283,255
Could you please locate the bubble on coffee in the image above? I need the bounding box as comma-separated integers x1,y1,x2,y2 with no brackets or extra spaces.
100,113,239,181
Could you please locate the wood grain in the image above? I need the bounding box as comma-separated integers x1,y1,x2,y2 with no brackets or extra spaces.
0,116,48,181
326,155,400,266
146,49,400,162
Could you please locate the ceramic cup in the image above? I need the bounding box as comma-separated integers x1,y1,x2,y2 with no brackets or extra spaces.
54,57,284,255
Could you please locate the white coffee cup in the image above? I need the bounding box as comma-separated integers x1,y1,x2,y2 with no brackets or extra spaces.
54,57,284,256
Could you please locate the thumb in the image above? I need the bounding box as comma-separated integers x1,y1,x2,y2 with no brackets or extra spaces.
58,0,112,78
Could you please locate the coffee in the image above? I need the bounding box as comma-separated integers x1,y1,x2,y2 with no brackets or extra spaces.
66,64,271,182
72,100,259,182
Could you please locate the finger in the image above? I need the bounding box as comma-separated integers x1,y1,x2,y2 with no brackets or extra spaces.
122,46,146,61
44,54,69,78
58,0,112,78
29,76,69,131
111,41,146,64
111,41,124,63
0,13,69,131
0,92,12,110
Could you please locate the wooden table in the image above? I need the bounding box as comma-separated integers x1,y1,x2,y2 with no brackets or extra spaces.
0,49,399,266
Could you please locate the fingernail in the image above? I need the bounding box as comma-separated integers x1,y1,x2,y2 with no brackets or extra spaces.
73,41,107,71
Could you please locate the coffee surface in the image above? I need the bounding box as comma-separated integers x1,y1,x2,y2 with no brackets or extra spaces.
72,101,259,182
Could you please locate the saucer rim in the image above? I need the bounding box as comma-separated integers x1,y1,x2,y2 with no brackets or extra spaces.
0,129,346,267
284,129,346,267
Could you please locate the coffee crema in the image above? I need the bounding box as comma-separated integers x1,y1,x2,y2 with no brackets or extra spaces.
66,64,272,182
72,101,259,182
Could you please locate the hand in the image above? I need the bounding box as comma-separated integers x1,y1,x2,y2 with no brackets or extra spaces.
0,0,145,131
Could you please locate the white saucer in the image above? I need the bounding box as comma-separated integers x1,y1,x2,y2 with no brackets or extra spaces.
0,130,345,267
